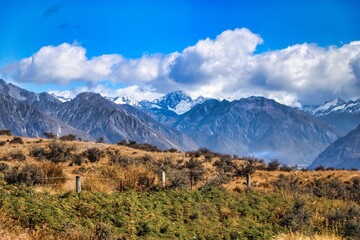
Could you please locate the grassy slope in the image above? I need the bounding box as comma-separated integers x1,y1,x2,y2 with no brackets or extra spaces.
0,135,359,239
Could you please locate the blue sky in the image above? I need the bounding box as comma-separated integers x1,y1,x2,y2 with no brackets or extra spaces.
1,0,360,105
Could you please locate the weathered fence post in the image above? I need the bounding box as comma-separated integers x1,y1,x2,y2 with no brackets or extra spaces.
76,176,81,193
161,171,166,188
246,174,251,188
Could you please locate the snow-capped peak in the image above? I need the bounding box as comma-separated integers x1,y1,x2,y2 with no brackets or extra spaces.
105,96,139,106
51,94,72,103
112,96,139,106
140,91,208,115
301,98,360,116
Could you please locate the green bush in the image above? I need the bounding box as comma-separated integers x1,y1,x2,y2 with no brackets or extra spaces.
59,134,77,141
0,129,12,136
0,162,9,172
85,148,105,163
9,150,26,161
44,132,57,139
4,164,45,186
30,146,48,160
9,136,24,144
47,141,76,163
267,159,280,171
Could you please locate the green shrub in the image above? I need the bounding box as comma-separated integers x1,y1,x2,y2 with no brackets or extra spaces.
43,132,57,139
93,222,112,240
30,146,47,160
267,159,280,171
85,148,105,163
4,164,45,186
9,150,26,161
0,162,9,172
9,137,24,144
47,141,76,163
0,129,12,136
59,134,77,141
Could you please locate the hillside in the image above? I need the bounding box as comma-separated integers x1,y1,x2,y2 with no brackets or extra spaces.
174,97,341,166
0,134,359,239
309,124,360,169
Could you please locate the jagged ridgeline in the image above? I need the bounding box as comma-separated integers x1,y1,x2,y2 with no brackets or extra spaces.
0,79,350,167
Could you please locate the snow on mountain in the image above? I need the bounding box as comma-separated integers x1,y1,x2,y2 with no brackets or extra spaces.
52,94,72,103
109,96,139,106
174,96,341,166
142,91,208,115
301,98,360,116
301,98,360,134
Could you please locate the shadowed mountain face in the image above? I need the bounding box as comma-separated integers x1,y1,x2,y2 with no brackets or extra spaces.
174,97,341,165
0,93,92,139
54,92,197,151
0,79,61,113
301,98,360,134
309,124,360,170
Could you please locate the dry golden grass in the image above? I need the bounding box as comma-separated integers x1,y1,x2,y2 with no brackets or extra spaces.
224,169,360,192
1,134,359,194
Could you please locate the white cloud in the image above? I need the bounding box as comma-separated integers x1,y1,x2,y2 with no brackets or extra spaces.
3,28,360,105
49,84,162,102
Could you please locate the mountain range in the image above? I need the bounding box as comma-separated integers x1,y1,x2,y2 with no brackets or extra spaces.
301,98,360,134
1,79,359,168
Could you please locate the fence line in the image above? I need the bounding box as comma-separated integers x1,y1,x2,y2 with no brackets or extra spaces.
8,170,252,192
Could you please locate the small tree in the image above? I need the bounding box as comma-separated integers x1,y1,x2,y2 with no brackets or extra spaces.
85,148,105,163
44,132,57,139
59,134,77,141
267,159,280,171
0,129,12,136
185,158,205,188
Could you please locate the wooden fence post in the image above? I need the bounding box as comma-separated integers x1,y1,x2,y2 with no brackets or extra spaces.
76,176,81,193
161,171,166,188
246,174,251,188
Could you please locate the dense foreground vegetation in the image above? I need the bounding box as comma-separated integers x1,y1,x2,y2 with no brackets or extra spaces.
0,184,359,239
0,133,359,239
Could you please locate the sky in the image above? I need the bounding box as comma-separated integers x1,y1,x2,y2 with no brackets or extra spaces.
1,0,360,106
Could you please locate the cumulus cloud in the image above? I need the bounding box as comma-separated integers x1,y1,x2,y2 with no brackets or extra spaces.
3,28,360,105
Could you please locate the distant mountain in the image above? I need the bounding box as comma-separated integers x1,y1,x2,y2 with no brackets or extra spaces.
0,79,62,113
52,94,72,103
0,93,91,139
54,92,197,151
140,91,207,115
106,96,139,106
309,124,360,169
301,98,360,133
174,97,341,166
138,91,207,126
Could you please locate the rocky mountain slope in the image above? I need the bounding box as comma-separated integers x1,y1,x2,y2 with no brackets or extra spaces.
54,92,197,150
309,124,360,169
0,79,349,165
302,98,360,133
174,97,341,166
0,79,62,113
0,93,91,139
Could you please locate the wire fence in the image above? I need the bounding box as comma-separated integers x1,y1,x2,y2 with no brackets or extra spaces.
25,170,251,192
